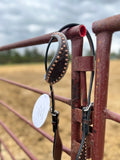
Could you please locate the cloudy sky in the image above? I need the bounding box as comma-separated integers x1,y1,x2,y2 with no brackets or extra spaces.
0,0,120,53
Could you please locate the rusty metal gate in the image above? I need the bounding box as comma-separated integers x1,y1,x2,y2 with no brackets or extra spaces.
0,14,120,160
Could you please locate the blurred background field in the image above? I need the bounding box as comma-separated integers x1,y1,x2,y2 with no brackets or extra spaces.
0,1,120,160
0,60,120,160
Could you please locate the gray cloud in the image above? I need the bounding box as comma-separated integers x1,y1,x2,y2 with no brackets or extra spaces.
0,0,120,52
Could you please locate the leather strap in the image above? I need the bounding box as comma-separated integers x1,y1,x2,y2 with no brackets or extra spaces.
45,31,69,160
52,111,62,160
53,129,62,160
76,103,93,160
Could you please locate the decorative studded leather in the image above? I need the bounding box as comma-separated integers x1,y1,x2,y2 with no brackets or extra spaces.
79,138,87,160
45,32,69,84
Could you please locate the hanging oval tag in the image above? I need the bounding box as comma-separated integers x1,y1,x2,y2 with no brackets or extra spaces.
32,94,50,128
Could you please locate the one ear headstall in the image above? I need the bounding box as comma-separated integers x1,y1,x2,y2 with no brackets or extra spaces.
45,32,69,85
44,24,95,160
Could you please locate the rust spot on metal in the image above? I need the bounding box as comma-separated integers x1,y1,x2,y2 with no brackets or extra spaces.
97,74,99,78
97,58,100,63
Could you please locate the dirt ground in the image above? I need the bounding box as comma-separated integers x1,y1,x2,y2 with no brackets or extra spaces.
0,60,119,160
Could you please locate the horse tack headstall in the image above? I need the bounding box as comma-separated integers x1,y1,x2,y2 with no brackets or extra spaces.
44,29,70,160
32,23,95,159
44,24,95,160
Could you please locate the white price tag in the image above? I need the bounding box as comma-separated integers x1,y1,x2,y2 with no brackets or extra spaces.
32,94,50,128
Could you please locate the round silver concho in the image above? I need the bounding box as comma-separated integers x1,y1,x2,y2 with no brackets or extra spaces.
32,94,50,128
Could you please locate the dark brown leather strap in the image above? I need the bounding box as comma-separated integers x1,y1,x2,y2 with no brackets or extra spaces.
53,129,62,160
52,111,62,160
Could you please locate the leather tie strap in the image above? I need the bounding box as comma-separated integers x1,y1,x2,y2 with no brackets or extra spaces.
54,129,62,160
52,111,62,160
76,103,93,160
45,31,69,160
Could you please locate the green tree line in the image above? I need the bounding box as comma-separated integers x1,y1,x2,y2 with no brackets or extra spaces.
0,48,120,65
86,50,120,59
0,48,55,64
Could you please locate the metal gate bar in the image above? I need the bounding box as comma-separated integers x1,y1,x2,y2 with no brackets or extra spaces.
0,138,16,160
71,37,83,159
0,25,85,159
71,34,94,159
0,152,4,160
0,100,71,156
0,15,120,159
92,14,120,160
104,109,120,123
0,119,38,160
0,25,82,51
0,77,71,105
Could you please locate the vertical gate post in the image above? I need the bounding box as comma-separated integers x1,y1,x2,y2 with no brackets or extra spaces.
92,32,112,160
71,37,83,160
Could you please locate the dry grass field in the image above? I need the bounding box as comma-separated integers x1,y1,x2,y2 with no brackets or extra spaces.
0,60,119,160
